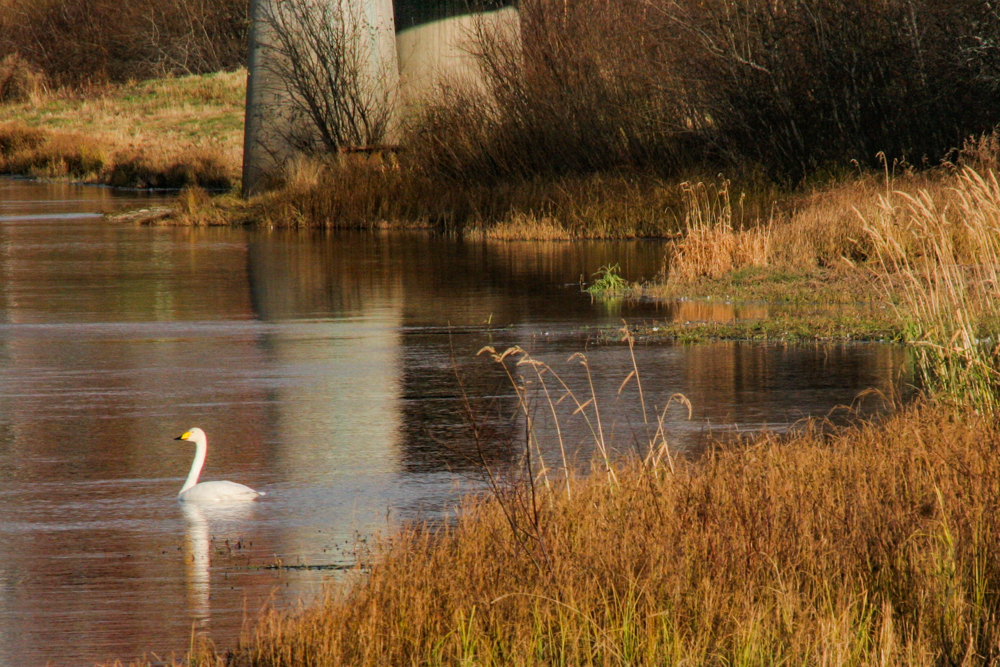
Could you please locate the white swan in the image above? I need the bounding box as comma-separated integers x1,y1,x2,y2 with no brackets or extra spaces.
175,428,264,503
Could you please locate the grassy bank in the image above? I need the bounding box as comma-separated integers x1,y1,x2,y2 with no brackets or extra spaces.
627,307,900,343
0,69,245,188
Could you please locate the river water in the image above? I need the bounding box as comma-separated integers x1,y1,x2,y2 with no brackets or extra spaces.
0,179,907,666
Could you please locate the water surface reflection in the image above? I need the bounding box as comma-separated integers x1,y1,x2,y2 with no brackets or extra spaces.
0,180,907,666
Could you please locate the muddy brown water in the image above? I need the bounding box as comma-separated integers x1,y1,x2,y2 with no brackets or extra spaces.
0,179,908,666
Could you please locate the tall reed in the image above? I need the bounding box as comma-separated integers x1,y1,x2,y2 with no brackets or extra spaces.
864,168,1000,415
668,181,774,282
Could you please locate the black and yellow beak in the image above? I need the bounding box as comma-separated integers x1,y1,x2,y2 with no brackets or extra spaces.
175,431,192,441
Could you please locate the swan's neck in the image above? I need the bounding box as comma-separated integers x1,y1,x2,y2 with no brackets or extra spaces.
180,437,207,495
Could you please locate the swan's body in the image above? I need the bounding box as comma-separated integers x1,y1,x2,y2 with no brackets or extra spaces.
175,428,264,503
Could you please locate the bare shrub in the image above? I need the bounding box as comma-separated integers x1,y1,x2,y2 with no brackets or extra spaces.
0,52,44,103
407,0,1000,188
0,0,248,85
258,0,396,153
407,0,703,184
646,0,1000,176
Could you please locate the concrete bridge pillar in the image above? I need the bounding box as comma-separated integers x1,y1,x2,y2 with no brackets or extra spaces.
242,0,517,196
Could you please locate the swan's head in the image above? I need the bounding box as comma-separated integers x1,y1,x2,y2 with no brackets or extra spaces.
175,427,206,444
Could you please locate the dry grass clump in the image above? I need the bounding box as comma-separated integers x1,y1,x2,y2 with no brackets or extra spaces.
107,147,234,189
864,167,1000,415
253,154,436,229
0,52,44,103
232,400,1000,667
667,182,773,281
467,212,572,241
663,166,962,286
0,121,235,187
0,121,106,177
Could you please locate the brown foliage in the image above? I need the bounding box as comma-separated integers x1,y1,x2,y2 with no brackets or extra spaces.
0,121,236,188
0,52,44,102
0,0,248,85
409,0,1000,185
251,156,697,236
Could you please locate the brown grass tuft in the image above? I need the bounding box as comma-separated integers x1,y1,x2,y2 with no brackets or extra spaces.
667,181,774,281
106,148,234,189
0,121,105,177
663,168,962,287
0,52,45,103
468,212,572,241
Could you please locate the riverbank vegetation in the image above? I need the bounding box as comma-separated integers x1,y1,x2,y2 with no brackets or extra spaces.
158,193,1000,659
242,403,1000,667
0,69,245,187
0,0,247,86
219,0,1000,236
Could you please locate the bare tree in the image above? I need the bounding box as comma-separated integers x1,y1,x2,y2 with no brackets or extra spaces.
257,0,397,154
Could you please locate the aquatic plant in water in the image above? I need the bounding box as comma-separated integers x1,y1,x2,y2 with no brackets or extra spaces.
586,263,628,295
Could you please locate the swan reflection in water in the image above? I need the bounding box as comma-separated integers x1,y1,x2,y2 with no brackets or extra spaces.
181,501,256,628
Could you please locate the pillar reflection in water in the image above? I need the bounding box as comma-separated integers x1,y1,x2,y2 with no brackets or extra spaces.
247,233,405,547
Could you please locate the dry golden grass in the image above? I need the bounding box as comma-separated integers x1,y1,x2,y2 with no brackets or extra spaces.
667,181,773,281
466,212,572,241
664,169,957,285
0,69,245,188
181,398,1000,667
863,167,1000,416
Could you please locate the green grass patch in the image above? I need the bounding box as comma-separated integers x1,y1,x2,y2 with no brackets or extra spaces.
643,266,882,306
632,309,902,343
